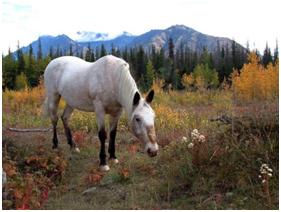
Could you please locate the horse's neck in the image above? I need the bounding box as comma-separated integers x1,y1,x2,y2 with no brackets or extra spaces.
117,65,139,119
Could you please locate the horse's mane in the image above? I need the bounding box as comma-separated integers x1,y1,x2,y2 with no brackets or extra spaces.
117,63,139,118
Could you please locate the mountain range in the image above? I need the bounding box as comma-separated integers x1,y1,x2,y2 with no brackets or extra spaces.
19,25,244,57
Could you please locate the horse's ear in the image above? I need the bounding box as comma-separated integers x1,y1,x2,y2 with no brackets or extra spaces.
146,89,154,104
133,92,141,106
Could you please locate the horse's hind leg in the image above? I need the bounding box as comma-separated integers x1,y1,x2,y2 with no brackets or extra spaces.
61,105,79,152
48,93,61,149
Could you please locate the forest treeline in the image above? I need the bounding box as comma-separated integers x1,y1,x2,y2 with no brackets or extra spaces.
2,38,279,92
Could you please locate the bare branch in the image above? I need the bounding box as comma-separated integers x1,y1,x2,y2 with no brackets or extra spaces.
7,127,52,132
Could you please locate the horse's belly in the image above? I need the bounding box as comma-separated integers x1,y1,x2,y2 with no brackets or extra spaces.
62,94,95,112
72,102,95,112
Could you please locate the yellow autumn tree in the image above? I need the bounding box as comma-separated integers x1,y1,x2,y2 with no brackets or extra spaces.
231,52,279,102
182,73,194,90
182,64,219,91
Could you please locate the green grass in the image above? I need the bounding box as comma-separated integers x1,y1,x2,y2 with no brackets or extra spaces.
2,89,279,209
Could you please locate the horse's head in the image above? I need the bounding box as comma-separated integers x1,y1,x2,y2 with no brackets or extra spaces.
130,90,158,157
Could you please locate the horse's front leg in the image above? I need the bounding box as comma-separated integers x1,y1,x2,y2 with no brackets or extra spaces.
108,111,122,164
94,101,109,171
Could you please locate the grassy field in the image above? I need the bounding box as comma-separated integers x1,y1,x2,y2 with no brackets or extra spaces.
2,82,279,209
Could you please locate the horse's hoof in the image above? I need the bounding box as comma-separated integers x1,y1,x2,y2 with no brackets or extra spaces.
109,158,119,164
53,148,59,152
99,165,110,172
71,147,80,153
74,147,80,153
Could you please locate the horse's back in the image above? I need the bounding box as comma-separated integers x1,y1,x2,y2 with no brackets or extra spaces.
44,55,126,88
44,55,129,112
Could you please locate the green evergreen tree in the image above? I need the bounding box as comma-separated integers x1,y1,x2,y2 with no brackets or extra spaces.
273,40,279,63
116,48,121,58
214,41,224,82
136,46,146,82
129,48,137,75
79,50,84,59
15,72,28,90
200,47,213,68
151,45,157,69
37,41,45,76
111,43,116,56
178,43,185,73
224,44,233,78
122,47,128,61
184,47,195,74
218,46,226,82
55,46,60,58
100,44,107,57
168,38,174,61
144,60,155,90
85,43,93,62
95,47,100,60
167,38,175,89
172,69,182,89
154,47,165,73
262,42,273,67
16,41,25,75
3,48,17,90
49,46,54,59
27,44,38,87
37,38,43,60
231,40,245,70
231,40,237,69
90,48,95,61
69,44,73,56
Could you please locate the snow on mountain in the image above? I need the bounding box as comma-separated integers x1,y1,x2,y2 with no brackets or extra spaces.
69,31,134,42
69,31,110,42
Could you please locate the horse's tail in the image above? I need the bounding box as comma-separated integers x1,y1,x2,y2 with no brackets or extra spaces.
42,96,49,118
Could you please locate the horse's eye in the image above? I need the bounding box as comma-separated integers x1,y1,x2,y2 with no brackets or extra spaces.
136,118,140,122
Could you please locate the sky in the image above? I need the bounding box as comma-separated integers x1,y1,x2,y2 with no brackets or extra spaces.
1,0,280,54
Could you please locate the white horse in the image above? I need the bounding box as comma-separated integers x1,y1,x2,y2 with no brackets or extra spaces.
44,55,158,171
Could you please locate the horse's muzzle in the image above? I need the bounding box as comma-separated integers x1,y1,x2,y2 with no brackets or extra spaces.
147,148,158,157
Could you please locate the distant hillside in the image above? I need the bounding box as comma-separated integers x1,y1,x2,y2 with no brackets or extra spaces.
20,34,80,57
17,25,245,57
130,25,239,52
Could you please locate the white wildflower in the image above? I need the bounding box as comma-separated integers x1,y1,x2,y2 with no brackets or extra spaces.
199,135,206,143
181,136,188,142
192,129,199,134
259,163,273,177
191,134,197,140
267,168,273,173
261,164,268,169
262,179,266,183
188,142,194,149
191,129,200,141
258,175,262,178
